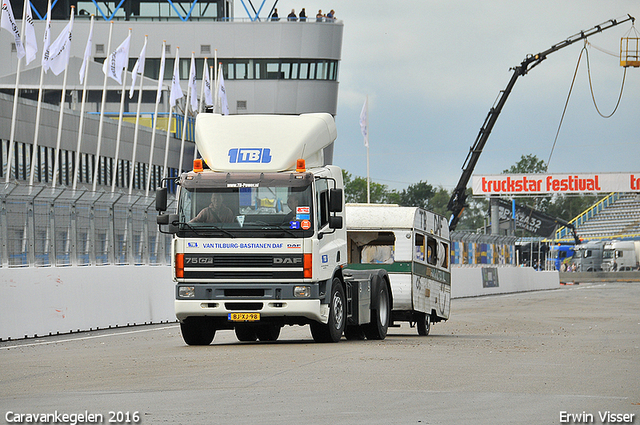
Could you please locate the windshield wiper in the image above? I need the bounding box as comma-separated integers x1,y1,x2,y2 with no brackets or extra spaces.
178,221,236,238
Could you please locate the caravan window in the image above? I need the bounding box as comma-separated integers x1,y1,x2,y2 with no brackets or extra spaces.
348,231,395,265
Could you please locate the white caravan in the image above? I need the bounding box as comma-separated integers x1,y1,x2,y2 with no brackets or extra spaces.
345,204,451,335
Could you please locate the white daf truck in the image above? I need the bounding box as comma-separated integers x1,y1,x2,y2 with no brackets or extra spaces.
345,204,451,335
156,113,392,345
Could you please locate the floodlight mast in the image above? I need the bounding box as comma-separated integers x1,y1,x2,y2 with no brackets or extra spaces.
447,14,635,232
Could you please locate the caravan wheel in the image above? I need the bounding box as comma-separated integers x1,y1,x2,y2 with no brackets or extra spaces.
417,312,431,336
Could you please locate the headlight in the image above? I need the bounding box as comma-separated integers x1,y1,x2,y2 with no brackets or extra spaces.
294,286,311,298
179,286,195,298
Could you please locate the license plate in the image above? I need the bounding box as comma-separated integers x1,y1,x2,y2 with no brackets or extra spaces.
228,312,260,322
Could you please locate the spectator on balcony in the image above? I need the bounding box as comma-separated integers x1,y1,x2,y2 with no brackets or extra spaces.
299,8,306,21
287,9,297,21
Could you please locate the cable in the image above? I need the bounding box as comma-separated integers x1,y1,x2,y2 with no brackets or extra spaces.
585,46,627,118
546,45,585,171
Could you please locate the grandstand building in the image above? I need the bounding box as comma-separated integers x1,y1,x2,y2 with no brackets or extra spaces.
0,0,343,187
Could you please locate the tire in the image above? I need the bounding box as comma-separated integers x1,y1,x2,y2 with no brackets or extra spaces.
417,312,431,336
364,281,390,340
180,317,216,345
255,323,281,342
235,325,257,342
310,278,346,343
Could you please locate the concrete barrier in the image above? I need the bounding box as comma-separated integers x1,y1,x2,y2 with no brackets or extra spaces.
0,266,175,341
559,271,640,283
1,264,562,340
452,266,559,298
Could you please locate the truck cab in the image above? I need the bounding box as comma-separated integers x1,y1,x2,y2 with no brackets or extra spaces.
157,113,391,345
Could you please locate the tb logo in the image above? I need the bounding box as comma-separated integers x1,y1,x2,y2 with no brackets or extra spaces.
228,148,272,164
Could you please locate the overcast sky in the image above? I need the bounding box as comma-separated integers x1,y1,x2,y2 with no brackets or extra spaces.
249,1,640,191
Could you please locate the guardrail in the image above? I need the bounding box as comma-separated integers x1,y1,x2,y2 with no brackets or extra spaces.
0,182,175,268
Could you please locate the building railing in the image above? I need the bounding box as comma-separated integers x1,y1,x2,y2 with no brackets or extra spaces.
554,192,620,240
0,182,175,268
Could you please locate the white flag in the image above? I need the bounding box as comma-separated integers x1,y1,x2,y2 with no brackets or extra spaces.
129,36,147,98
359,97,368,147
41,0,51,71
155,41,166,104
102,33,131,84
78,17,92,84
47,13,73,76
169,49,183,107
203,58,213,107
217,63,228,115
188,53,197,112
1,0,25,59
24,1,37,65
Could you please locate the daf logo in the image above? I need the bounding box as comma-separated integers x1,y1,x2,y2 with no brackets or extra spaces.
273,257,302,265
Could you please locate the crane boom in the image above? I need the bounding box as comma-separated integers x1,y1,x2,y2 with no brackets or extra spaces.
447,14,635,231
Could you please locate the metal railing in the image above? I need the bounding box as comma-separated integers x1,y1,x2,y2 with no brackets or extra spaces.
0,182,175,268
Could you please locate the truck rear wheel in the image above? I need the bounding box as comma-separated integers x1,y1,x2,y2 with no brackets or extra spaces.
310,278,346,343
417,312,431,336
364,281,390,340
180,317,216,345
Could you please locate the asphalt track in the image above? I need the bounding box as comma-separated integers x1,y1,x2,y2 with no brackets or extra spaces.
1,281,639,425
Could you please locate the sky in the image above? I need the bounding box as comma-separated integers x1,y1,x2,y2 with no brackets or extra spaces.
246,1,640,191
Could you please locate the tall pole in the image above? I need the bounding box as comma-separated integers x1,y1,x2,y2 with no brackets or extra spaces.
128,35,147,195
72,15,94,190
5,0,29,183
29,0,53,186
145,40,166,197
111,28,132,192
51,7,75,188
92,21,114,192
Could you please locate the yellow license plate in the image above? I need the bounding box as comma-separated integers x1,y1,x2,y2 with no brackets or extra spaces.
228,312,260,322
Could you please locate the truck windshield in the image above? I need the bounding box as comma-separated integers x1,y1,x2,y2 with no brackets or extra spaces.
177,183,314,235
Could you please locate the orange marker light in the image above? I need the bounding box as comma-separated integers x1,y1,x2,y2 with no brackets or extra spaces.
296,159,306,173
193,159,204,173
176,253,184,278
303,254,312,279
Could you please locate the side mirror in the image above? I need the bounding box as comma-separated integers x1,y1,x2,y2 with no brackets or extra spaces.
156,188,167,212
329,215,343,230
157,213,179,234
329,188,343,213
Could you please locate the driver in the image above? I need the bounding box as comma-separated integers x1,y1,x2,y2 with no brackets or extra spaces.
191,192,234,223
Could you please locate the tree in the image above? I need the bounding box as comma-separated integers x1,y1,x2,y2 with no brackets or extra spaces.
503,154,547,174
342,170,391,204
397,181,435,210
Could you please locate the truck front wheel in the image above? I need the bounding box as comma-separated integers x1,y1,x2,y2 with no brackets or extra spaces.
310,278,346,343
180,317,216,345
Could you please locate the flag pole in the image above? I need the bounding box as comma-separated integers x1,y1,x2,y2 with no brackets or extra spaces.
162,46,180,181
145,40,166,197
5,0,29,183
72,14,94,190
29,0,52,186
92,21,114,192
111,28,132,193
178,52,195,177
51,6,74,189
128,34,147,195
213,49,218,113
